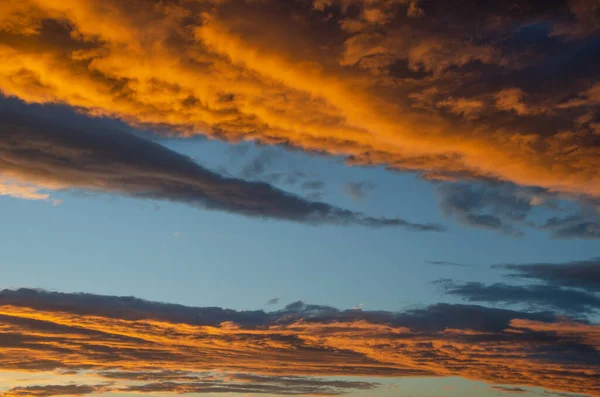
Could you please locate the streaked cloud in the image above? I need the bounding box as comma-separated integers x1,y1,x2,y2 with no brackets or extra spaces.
427,261,475,268
494,258,600,292
0,0,598,199
0,289,597,396
436,257,600,316
0,98,443,231
436,279,600,315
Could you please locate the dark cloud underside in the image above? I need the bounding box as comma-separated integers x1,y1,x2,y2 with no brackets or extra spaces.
0,98,443,231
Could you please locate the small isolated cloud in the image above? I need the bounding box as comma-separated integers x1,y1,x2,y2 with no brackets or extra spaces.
173,232,182,238
343,182,375,201
495,88,531,116
266,298,280,305
490,385,528,394
427,260,475,268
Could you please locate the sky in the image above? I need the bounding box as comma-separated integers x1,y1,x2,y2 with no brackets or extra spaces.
0,0,599,396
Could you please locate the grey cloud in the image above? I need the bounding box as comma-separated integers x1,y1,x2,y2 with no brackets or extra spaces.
98,370,204,381
435,181,600,239
0,288,559,333
494,258,600,293
0,98,443,232
490,385,529,394
240,148,281,180
2,376,376,396
435,279,600,315
427,260,476,268
2,384,107,397
343,181,375,201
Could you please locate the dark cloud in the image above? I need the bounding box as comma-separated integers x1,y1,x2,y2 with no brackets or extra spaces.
435,279,600,315
490,385,529,394
494,258,600,293
2,376,377,396
97,370,203,381
119,379,367,396
427,260,475,268
0,97,443,232
436,257,600,317
435,181,600,238
266,298,280,305
539,214,600,239
3,385,106,397
436,182,538,236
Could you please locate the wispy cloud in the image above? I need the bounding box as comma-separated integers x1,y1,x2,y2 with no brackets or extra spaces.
435,257,600,316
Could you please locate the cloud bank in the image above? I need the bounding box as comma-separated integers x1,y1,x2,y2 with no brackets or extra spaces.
0,0,598,198
0,289,597,396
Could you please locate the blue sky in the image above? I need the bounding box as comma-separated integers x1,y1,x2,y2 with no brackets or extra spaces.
1,133,598,312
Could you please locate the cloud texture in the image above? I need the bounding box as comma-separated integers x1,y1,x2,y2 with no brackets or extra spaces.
0,289,598,396
0,0,599,198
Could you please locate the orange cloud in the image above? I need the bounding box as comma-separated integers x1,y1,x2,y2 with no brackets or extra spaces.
0,0,598,198
0,290,598,396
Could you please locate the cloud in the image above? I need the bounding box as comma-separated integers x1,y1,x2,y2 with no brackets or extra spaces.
436,257,600,317
0,98,443,231
427,261,475,268
435,181,600,238
1,376,377,396
436,279,600,315
342,181,375,201
0,288,597,396
266,298,280,305
0,177,61,206
495,89,534,116
239,148,281,181
3,385,107,397
0,0,599,199
494,258,600,293
490,385,529,394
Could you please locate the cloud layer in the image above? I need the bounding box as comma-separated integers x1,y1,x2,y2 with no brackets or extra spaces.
0,289,598,396
0,0,599,198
